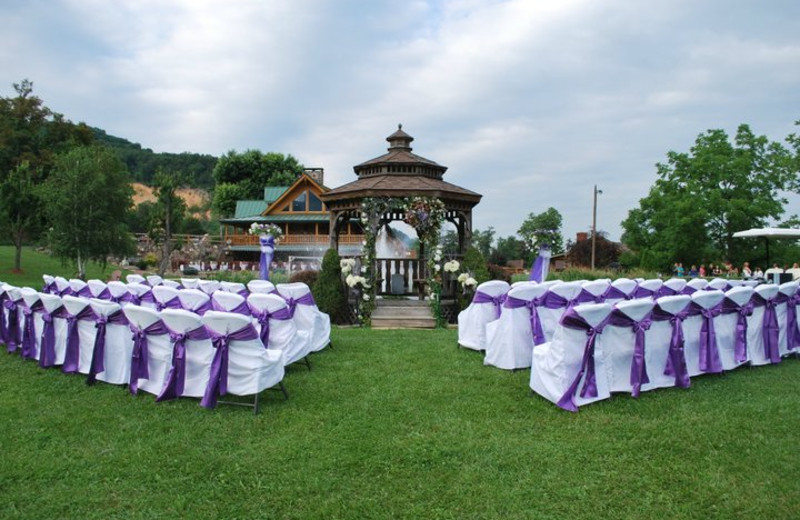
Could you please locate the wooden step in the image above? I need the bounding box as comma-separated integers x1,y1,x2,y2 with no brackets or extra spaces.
372,306,433,318
371,317,437,329
371,298,436,328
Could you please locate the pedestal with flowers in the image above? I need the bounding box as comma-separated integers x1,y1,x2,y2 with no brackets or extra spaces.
248,223,283,280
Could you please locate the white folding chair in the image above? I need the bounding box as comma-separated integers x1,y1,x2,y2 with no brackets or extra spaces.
248,293,312,368
176,288,212,315
198,279,221,295
180,278,200,289
276,282,331,352
659,278,687,297
220,281,248,296
682,290,726,376
530,302,614,412
146,275,164,287
538,281,584,342
38,292,68,368
484,283,549,370
211,291,251,316
60,295,98,375
152,285,182,311
127,282,157,309
88,299,133,385
157,309,215,400
605,278,637,304
19,287,43,361
2,285,23,353
87,279,111,299
601,298,656,396
123,305,171,395
126,274,147,284
576,279,611,304
247,279,277,294
633,279,663,299
649,295,693,389
200,310,286,413
748,284,781,366
457,280,510,351
716,286,755,370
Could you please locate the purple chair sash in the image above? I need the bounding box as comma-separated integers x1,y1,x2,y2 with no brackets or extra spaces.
556,307,610,412
720,297,754,363
605,286,636,301
185,300,213,316
503,295,546,345
128,320,169,395
633,286,658,299
250,306,293,347
87,309,129,384
155,297,182,312
212,298,251,317
38,306,62,368
284,292,317,318
651,306,691,388
687,301,723,373
575,288,606,304
21,300,44,360
789,294,800,351
237,289,250,298
74,286,92,298
42,281,55,294
681,286,698,295
156,324,210,402
93,287,112,300
201,323,259,409
62,305,96,373
0,292,8,345
112,292,139,306
138,290,156,305
4,298,21,353
608,309,652,397
752,293,781,364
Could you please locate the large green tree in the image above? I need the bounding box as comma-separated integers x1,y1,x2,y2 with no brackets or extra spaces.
149,171,187,275
212,150,303,217
518,207,565,257
621,124,796,270
41,146,135,278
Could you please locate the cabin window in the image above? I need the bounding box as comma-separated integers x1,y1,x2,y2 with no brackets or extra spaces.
308,192,323,211
292,192,307,212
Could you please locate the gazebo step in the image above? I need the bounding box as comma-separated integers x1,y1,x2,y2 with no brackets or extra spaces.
371,317,437,329
372,306,433,319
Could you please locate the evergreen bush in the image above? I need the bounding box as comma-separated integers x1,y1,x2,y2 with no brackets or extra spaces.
313,248,349,325
462,246,491,284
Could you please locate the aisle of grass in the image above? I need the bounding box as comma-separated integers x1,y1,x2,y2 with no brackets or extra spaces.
1,326,799,519
0,246,125,288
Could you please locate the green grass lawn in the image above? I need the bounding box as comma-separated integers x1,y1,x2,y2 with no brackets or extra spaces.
0,246,125,288
1,326,799,519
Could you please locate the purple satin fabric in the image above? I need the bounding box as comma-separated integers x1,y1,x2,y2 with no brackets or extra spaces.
720,297,754,363
4,298,21,352
156,324,210,402
575,288,607,304
556,307,610,412
651,306,691,388
608,309,653,397
503,295,546,345
21,300,44,360
656,286,681,298
284,292,317,318
633,286,658,299
201,323,260,409
128,320,169,395
42,282,55,294
789,293,800,351
0,292,8,345
605,286,636,301
688,301,723,373
212,298,251,316
185,300,213,316
237,289,250,298
93,287,112,300
250,306,293,347
681,286,698,295
87,309,129,384
39,307,62,368
155,297,182,312
112,292,139,306
74,286,92,298
138,290,157,305
62,305,96,373
752,293,781,364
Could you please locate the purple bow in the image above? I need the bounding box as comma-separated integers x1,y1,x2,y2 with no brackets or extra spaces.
4,298,21,352
138,290,157,305
157,325,210,402
250,306,293,347
62,305,97,373
652,306,691,388
720,297,754,363
284,292,317,318
155,297,182,312
503,295,546,345
112,292,139,306
753,293,781,364
556,308,610,412
689,301,723,373
87,310,129,384
128,320,169,395
201,323,259,409
38,307,61,368
184,299,213,316
608,309,652,397
21,300,44,360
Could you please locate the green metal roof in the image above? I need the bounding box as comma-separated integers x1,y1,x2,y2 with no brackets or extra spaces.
234,200,268,219
221,214,329,224
264,186,288,203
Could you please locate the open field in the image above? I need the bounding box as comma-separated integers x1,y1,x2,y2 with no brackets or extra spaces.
0,246,126,289
1,325,799,519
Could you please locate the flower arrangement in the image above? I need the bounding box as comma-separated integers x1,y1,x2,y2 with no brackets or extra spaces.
404,196,447,245
248,222,283,240
444,259,460,273
457,272,478,288
340,258,356,275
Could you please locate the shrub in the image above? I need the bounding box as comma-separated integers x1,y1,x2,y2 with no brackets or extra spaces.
290,269,319,287
313,249,349,324
487,263,510,283
182,266,199,275
462,246,491,284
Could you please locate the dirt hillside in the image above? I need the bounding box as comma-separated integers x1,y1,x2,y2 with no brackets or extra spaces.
131,183,210,217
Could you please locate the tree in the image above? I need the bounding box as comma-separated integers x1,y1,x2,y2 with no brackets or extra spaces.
0,163,40,270
41,146,135,278
566,230,622,269
518,207,565,258
472,227,495,260
491,236,526,265
313,248,349,324
211,150,303,217
621,124,796,270
150,171,186,275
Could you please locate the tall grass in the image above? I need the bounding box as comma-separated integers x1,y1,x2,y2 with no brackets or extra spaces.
0,247,125,288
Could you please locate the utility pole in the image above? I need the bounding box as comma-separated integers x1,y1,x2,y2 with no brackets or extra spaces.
591,184,602,271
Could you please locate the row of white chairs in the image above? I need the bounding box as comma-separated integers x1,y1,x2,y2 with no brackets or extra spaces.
0,281,332,413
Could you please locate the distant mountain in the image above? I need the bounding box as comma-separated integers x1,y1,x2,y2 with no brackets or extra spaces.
92,127,217,188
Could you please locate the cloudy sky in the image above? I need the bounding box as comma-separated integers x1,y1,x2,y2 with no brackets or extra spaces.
2,0,799,242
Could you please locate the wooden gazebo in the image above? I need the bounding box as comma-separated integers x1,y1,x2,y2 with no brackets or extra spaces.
320,125,482,296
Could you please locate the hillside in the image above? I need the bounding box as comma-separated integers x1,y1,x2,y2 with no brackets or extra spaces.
131,183,210,217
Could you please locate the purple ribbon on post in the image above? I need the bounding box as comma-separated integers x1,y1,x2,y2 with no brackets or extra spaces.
87,309,129,385
752,293,781,364
503,295,546,345
156,324,210,402
472,290,507,320
4,298,21,353
250,306,294,348
128,320,169,395
608,309,653,397
720,297,754,363
21,300,44,360
652,306,691,388
38,306,61,368
259,234,275,281
201,323,260,409
62,305,96,373
556,307,610,412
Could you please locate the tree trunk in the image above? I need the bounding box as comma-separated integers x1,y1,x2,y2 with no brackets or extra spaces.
13,234,22,272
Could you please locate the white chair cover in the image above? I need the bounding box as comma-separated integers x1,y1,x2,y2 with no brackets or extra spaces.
247,279,277,294
127,282,157,309
707,278,729,291
220,281,248,295
87,279,110,299
484,283,549,370
276,282,331,352
42,274,55,292
746,284,780,366
601,298,656,395
89,299,133,385
530,302,614,411
1,284,23,352
248,293,312,366
19,287,44,361
126,274,146,284
648,295,693,390
715,286,755,370
107,281,135,306
176,289,212,315
200,311,285,409
60,295,98,374
457,280,510,351
152,285,182,311
146,275,164,286
53,276,71,296
69,279,92,298
158,309,215,398
122,305,172,395
538,281,584,342
577,279,611,304
661,278,687,296
181,278,200,289
162,279,181,289
777,281,798,357
198,279,221,295
38,292,68,366
211,291,251,316
682,289,726,376
634,279,663,299
605,278,638,304
685,278,709,293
